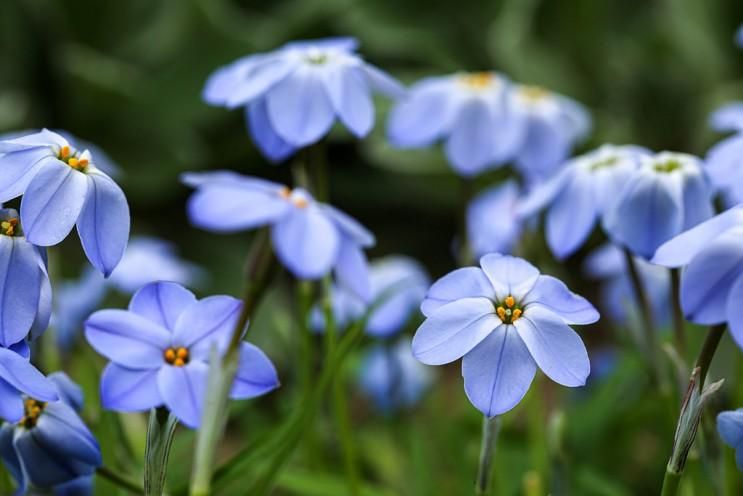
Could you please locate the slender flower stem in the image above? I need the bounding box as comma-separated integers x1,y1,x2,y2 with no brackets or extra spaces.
695,324,726,391
97,466,144,494
669,269,686,358
190,229,276,496
622,248,665,389
475,416,501,496
660,470,682,496
145,407,179,496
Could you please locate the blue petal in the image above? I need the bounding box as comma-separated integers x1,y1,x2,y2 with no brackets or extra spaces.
13,430,91,488
53,476,93,496
360,63,406,99
546,169,598,259
412,297,499,365
246,100,296,162
202,54,265,106
84,310,170,368
0,423,25,493
282,37,359,53
334,238,371,303
0,148,55,203
272,205,340,279
515,168,570,219
320,204,375,247
230,342,280,399
173,295,242,359
224,56,296,109
76,171,130,277
386,77,456,148
680,227,743,324
128,281,197,332
726,275,743,350
705,135,743,195
717,409,743,462
467,180,522,258
157,361,209,429
100,364,161,412
514,116,571,179
462,325,536,417
709,102,743,133
523,275,599,325
48,372,84,412
514,305,590,387
420,267,493,317
21,162,88,246
0,346,58,403
652,205,743,267
445,99,500,176
680,169,713,230
0,379,24,423
323,66,374,137
0,237,42,346
0,129,66,153
29,255,52,341
479,253,540,300
266,66,335,147
36,402,101,467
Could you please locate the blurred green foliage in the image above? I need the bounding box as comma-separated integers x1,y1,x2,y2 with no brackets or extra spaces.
3,0,743,494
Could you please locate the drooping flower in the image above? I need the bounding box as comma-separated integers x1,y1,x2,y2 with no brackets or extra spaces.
182,171,375,301
652,205,743,348
507,84,591,180
311,256,429,337
358,339,433,414
203,37,404,162
518,144,648,259
706,103,743,206
718,408,743,470
0,372,100,494
0,342,58,423
0,208,51,346
603,151,714,259
85,281,279,428
413,254,598,417
467,180,523,258
583,243,670,327
387,72,522,176
0,129,130,276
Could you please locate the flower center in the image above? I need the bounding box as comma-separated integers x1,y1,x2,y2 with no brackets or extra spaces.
279,187,309,208
0,218,19,237
654,159,681,173
459,72,494,90
589,156,618,171
304,49,329,65
518,85,550,103
57,145,89,172
19,399,46,429
164,346,190,367
495,295,523,324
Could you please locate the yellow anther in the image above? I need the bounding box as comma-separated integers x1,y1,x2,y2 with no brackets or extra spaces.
59,146,70,159
279,187,291,199
1,218,18,236
496,306,506,321
505,296,515,308
19,399,46,428
164,348,176,362
164,346,189,367
512,308,522,321
176,347,189,360
519,85,549,102
174,358,185,367
68,158,79,167
460,72,493,89
293,197,309,209
79,158,89,167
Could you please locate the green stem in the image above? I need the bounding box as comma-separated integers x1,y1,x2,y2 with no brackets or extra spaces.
189,229,276,496
695,324,725,391
670,269,686,358
97,466,144,495
660,468,681,496
475,416,501,496
145,408,178,496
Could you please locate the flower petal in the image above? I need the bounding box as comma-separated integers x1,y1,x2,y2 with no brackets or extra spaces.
272,206,340,279
680,171,713,230
84,310,170,368
420,267,493,317
224,56,296,109
0,148,55,203
320,204,375,247
514,305,590,387
35,402,101,467
0,379,24,422
412,297,498,365
20,162,88,246
173,295,242,358
0,346,58,403
323,66,374,137
0,237,42,346
709,102,743,133
360,63,405,99
387,77,455,148
334,238,371,302
523,275,599,325
77,170,130,277
462,325,536,417
266,66,336,146
158,361,209,429
230,342,280,399
100,364,162,412
128,281,197,332
546,169,598,259
246,100,296,162
0,423,24,491
479,253,540,300
445,99,499,176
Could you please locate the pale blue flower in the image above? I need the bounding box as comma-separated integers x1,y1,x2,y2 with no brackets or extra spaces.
706,103,743,206
467,180,523,258
604,151,714,259
518,144,648,259
0,129,130,276
413,254,598,417
0,342,58,423
85,281,279,428
737,25,743,48
709,102,743,134
203,37,403,161
718,408,743,470
182,171,375,301
358,340,433,413
387,72,522,176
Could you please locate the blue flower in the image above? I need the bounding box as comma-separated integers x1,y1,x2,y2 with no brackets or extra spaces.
203,37,403,161
467,180,523,258
387,72,522,176
182,171,375,301
358,339,433,414
311,255,429,337
652,205,743,348
85,281,279,428
718,408,743,470
603,151,714,259
584,243,670,327
0,372,100,494
0,342,58,423
737,25,743,48
507,84,590,180
0,208,52,346
706,104,743,206
0,129,130,276
709,102,743,134
413,254,598,417
518,144,648,259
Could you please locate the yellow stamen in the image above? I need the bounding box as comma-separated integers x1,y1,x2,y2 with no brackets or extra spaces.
505,296,515,308
293,197,309,209
164,346,189,367
68,157,79,167
460,72,493,89
279,187,291,199
164,348,176,362
1,218,18,236
59,146,70,159
519,85,549,102
512,308,522,321
496,306,506,321
176,347,189,360
174,357,185,367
